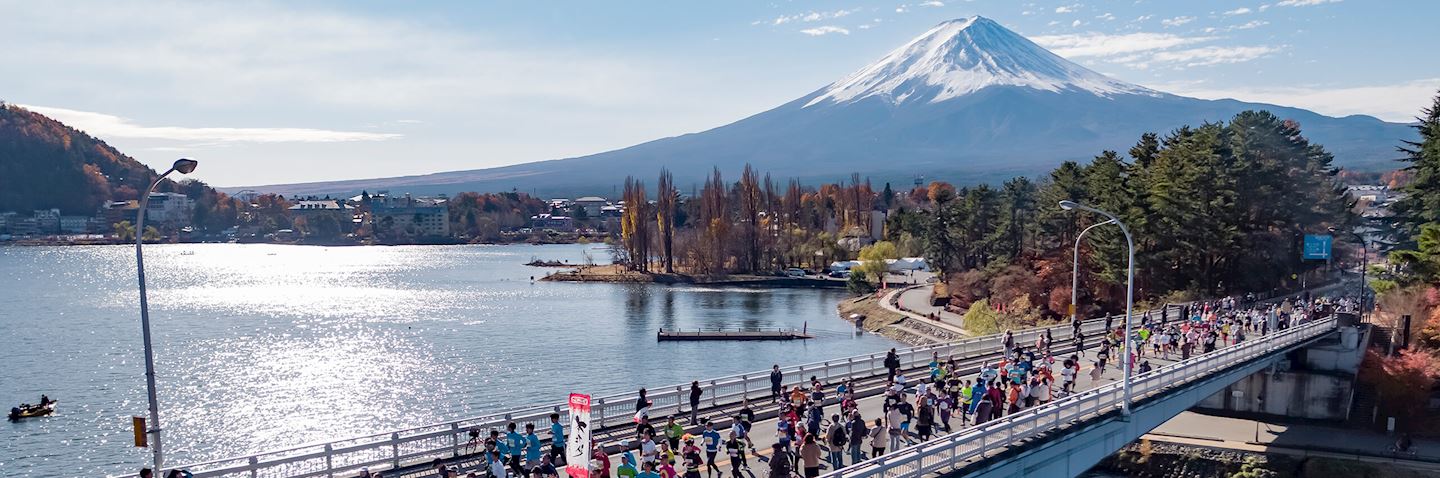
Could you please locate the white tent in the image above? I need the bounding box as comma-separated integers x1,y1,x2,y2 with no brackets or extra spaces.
885,257,930,272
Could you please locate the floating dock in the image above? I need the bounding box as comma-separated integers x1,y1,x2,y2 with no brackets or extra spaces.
657,326,812,341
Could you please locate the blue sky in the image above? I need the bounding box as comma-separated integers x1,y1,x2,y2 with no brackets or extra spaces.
2,0,1437,186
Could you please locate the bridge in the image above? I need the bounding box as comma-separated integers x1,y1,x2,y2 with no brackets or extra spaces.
171,305,1165,477
821,317,1340,478
167,304,1345,478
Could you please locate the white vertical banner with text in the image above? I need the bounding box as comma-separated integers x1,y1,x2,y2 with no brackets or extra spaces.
565,393,592,478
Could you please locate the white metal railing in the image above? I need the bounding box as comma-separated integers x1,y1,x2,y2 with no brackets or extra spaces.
170,307,1179,478
818,317,1340,478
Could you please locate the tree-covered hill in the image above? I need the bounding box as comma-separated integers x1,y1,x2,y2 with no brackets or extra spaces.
0,102,181,214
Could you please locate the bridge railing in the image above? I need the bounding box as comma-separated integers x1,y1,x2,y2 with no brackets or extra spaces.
820,317,1339,478
172,306,1176,478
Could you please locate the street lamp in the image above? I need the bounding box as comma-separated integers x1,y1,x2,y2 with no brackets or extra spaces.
1071,218,1117,324
135,158,198,470
1060,200,1135,417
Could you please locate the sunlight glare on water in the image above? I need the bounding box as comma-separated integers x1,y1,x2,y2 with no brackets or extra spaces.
0,243,894,477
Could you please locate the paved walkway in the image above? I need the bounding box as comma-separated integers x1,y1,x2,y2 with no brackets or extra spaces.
879,285,971,337
1148,411,1440,464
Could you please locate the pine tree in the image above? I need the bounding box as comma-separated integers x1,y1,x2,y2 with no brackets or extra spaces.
990,177,1036,262
1395,90,1440,237
1036,161,1088,249
1082,150,1135,286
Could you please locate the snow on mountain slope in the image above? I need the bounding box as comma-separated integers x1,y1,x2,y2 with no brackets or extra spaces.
232,17,1412,198
805,16,1157,107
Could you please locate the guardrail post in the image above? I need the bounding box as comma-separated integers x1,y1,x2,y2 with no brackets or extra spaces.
740,376,749,401
391,432,400,469
847,358,854,378
824,361,831,381
451,422,460,457
710,380,718,407
249,456,259,478
325,443,334,477
595,398,606,428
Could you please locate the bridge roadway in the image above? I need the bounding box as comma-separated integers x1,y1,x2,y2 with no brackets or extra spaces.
406,322,1170,478
174,306,1177,478
820,317,1340,478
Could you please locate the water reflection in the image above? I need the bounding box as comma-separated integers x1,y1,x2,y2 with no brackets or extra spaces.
0,244,895,477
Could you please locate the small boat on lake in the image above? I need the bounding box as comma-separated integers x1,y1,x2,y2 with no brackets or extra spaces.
9,397,57,421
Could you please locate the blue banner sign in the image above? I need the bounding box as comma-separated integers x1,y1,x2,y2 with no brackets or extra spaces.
1303,234,1333,260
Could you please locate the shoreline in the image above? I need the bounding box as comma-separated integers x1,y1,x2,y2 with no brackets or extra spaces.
0,237,596,247
541,264,849,288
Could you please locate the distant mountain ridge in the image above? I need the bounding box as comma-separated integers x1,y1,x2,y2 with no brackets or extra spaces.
231,16,1413,198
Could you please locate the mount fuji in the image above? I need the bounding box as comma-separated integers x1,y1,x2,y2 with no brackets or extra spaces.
238,16,1413,197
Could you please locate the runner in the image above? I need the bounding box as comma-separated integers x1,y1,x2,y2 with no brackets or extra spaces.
701,422,722,478
548,413,565,465
505,423,527,478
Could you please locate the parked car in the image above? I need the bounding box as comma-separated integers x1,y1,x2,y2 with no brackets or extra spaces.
785,268,807,277
828,270,850,279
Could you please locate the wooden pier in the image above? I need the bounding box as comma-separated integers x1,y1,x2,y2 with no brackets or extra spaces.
657,325,812,341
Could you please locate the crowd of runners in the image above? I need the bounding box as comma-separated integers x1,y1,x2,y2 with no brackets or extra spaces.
414,292,1353,478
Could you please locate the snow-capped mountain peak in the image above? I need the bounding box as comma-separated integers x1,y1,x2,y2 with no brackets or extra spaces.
805,16,1156,107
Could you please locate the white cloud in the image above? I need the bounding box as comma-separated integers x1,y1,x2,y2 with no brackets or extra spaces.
1022,10,1036,15
770,9,858,25
1034,31,1278,70
1055,4,1078,13
896,5,909,13
1032,32,1215,58
1157,78,1440,122
21,105,401,143
1072,19,1083,27
1233,20,1269,30
1275,0,1342,6
1149,45,1279,67
1134,15,1154,22
1096,12,1115,21
1161,16,1195,27
1,2,665,112
858,24,873,30
1047,20,1061,26
919,1,945,7
1224,7,1252,15
800,26,850,36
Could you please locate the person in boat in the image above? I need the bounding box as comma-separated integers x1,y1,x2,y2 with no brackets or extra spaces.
40,395,51,405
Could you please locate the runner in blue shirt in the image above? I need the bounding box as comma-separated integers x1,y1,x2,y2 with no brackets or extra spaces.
524,423,544,469
505,422,526,477
548,413,565,465
701,422,722,478
636,461,662,478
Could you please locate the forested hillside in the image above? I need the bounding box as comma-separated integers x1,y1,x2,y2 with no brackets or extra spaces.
0,102,174,214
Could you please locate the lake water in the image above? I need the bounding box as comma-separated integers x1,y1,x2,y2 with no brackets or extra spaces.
0,243,894,477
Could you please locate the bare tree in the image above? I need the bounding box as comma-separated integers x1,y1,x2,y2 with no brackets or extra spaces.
656,169,678,273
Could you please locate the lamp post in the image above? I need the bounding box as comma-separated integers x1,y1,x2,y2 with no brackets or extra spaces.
1060,200,1134,417
1071,218,1117,324
135,158,198,470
